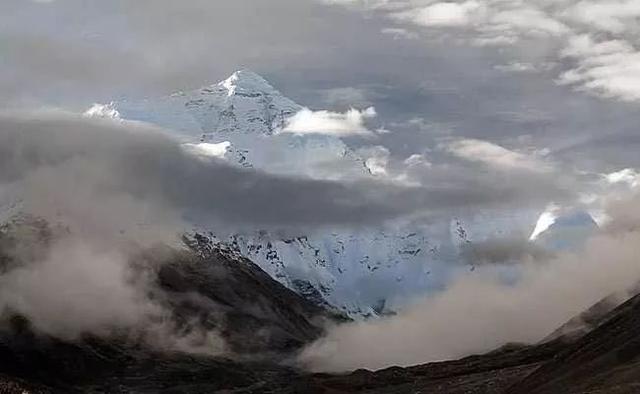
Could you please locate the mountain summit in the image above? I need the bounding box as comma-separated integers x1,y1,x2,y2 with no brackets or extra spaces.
114,70,301,139
219,69,278,97
185,69,302,137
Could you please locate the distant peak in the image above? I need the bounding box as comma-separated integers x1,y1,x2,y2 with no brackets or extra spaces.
219,69,275,96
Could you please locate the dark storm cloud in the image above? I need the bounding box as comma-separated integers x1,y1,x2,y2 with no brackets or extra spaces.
0,113,397,228
0,112,574,231
0,0,391,105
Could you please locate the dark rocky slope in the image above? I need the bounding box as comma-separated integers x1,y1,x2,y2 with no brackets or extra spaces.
508,291,640,394
5,221,640,392
0,221,333,393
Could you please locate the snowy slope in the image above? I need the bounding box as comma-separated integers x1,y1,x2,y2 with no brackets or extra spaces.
86,71,543,317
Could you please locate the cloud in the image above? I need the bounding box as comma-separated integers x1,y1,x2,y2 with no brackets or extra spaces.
494,62,538,73
490,7,569,36
320,0,640,103
562,0,640,34
605,168,640,188
182,141,231,160
404,153,431,168
381,1,569,41
0,111,412,231
321,87,373,107
460,237,551,265
395,1,484,27
0,0,398,104
558,35,640,102
444,138,554,173
380,27,418,40
0,111,581,236
0,217,227,355
0,234,161,340
0,110,586,349
282,107,377,137
298,193,640,371
494,62,555,73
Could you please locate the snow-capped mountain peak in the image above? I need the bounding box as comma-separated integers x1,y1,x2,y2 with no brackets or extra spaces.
219,69,278,97
531,208,598,251
181,69,302,137
110,70,302,141
112,70,372,179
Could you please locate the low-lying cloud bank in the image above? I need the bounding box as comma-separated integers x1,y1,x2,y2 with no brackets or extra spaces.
0,112,403,231
298,196,640,371
0,111,585,358
0,217,226,355
0,111,574,232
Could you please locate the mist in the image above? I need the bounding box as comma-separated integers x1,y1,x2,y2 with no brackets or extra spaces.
0,110,619,362
298,197,640,371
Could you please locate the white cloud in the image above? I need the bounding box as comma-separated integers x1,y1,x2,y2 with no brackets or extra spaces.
404,153,432,168
562,0,640,34
490,7,569,36
395,1,484,27
381,27,418,40
471,34,518,47
182,141,231,160
494,61,556,73
320,0,640,103
494,62,537,73
388,1,567,41
282,107,377,137
558,35,640,102
445,138,553,173
605,168,640,188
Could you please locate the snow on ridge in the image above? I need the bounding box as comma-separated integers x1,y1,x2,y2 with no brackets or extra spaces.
219,69,278,97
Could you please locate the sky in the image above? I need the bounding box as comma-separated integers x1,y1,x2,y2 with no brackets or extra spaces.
2,0,640,219
3,0,640,175
1,0,640,230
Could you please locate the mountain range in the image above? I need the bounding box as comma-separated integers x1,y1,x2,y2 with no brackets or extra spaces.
81,70,595,317
1,217,640,393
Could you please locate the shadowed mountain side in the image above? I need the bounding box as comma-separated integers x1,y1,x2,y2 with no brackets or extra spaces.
508,291,640,394
0,220,340,393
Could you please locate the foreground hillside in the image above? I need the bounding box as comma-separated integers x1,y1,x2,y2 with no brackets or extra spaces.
3,222,640,393
5,289,640,394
